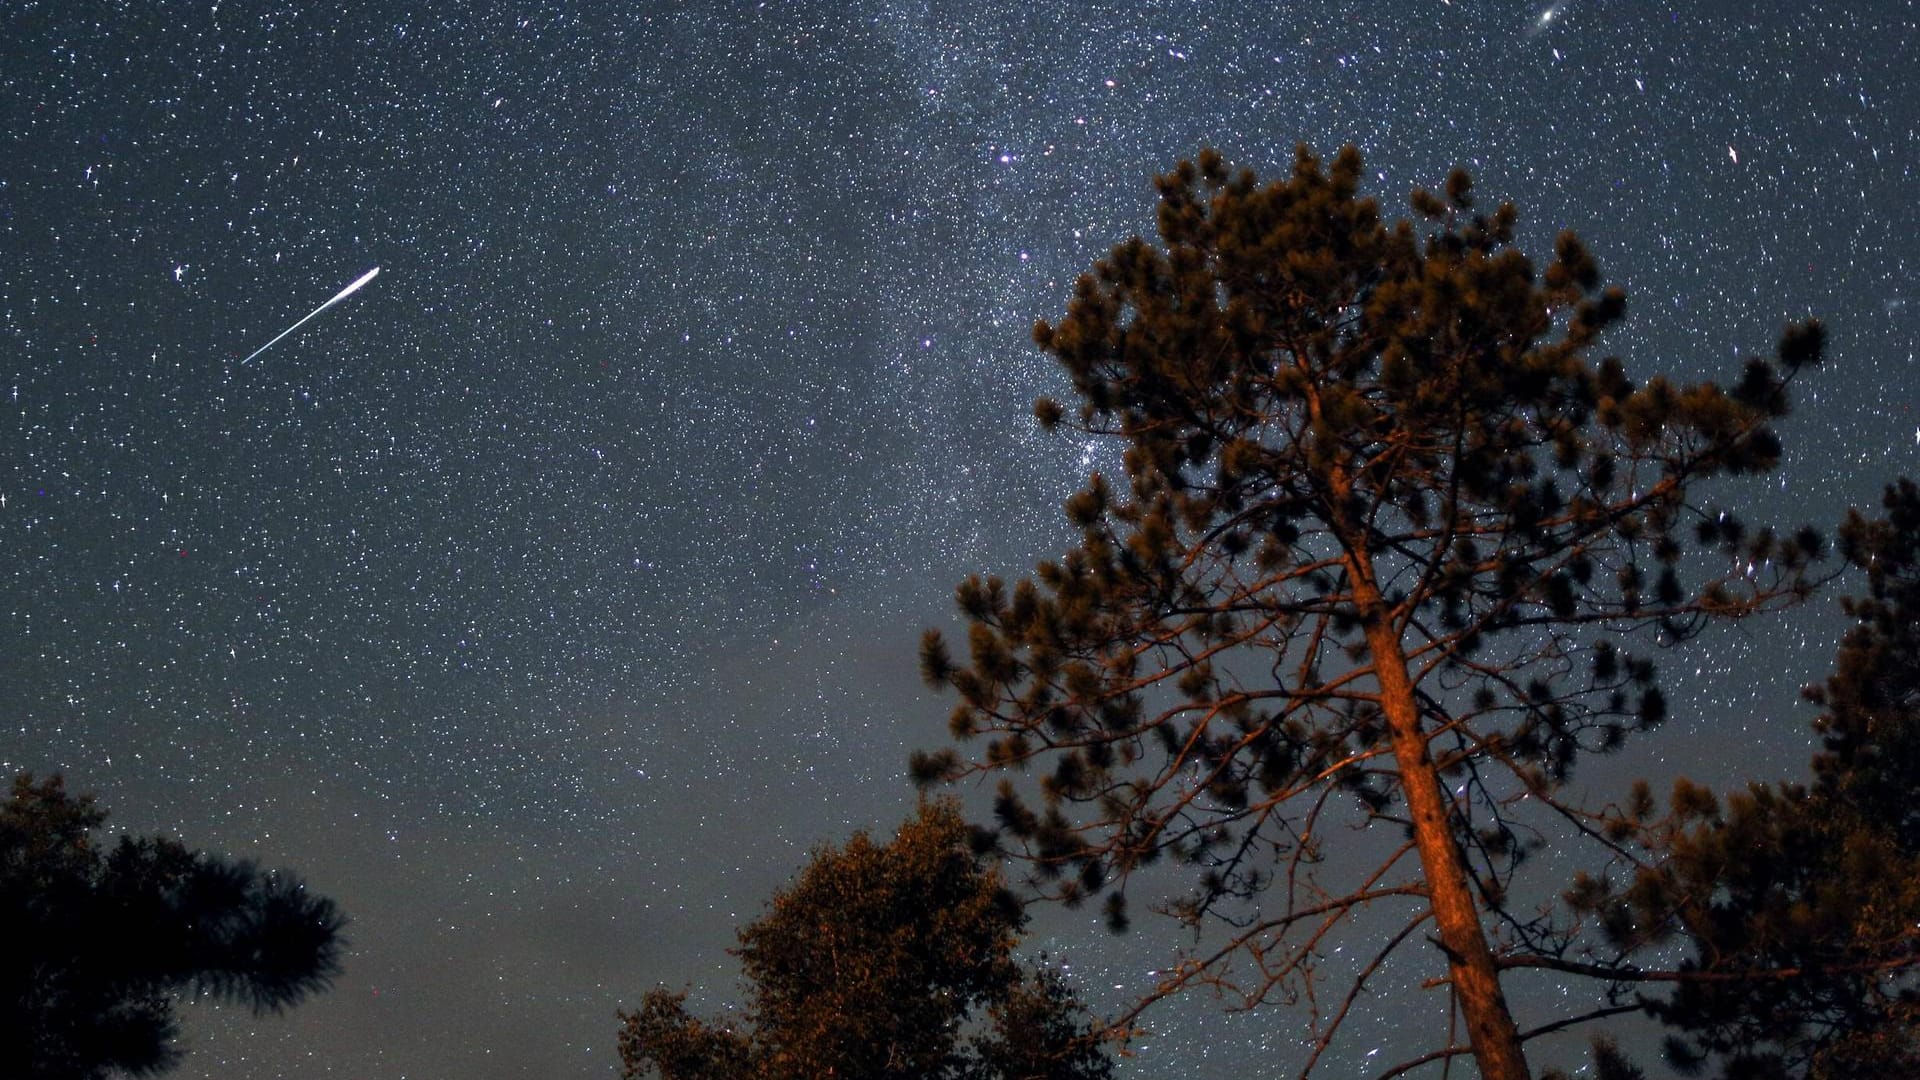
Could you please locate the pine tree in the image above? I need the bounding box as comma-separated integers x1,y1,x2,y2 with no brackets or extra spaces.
1562,480,1920,1079
0,773,345,1079
912,145,1828,1079
617,800,1111,1080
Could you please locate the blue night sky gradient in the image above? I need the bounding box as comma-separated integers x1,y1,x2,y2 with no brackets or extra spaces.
3,2,1916,1077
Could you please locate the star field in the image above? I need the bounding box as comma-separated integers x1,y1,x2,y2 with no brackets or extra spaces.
3,2,1916,1077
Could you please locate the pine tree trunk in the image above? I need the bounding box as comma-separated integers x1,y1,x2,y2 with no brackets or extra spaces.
1313,393,1532,1079
1362,613,1533,1080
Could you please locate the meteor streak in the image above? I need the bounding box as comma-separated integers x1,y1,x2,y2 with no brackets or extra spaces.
240,265,380,363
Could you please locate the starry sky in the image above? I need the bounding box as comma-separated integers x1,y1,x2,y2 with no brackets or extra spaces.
2,2,1915,1077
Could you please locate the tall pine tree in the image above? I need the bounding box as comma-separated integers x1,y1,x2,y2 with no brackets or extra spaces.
913,146,1827,1079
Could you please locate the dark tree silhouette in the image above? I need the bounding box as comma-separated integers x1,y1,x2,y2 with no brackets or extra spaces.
0,773,346,1079
911,145,1830,1079
1559,480,1920,1079
617,800,1111,1080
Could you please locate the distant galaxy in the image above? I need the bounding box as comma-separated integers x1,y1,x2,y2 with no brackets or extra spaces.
1526,3,1566,38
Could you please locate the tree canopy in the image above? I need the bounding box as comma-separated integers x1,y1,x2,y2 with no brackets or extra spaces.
912,145,1831,1079
0,772,346,1079
618,800,1111,1080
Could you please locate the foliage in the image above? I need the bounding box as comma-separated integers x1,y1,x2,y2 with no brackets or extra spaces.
912,144,1827,1079
1566,480,1920,1079
618,800,1111,1080
0,772,346,1079
1540,1036,1648,1080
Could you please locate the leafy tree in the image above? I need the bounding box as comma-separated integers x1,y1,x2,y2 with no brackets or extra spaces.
1561,479,1920,1079
0,772,346,1079
617,800,1111,1080
911,145,1829,1079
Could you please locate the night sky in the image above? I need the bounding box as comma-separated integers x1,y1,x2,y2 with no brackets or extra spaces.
3,2,1915,1077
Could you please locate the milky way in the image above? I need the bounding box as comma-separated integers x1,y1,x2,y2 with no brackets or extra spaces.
2,3,1914,1077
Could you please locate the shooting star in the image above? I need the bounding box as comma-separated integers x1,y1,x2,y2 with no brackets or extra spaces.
240,265,380,364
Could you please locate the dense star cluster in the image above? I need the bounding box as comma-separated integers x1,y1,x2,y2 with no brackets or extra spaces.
1,3,1913,1078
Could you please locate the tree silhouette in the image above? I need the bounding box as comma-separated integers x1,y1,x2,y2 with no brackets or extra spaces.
0,773,346,1079
1560,480,1920,1079
911,145,1829,1079
617,800,1111,1080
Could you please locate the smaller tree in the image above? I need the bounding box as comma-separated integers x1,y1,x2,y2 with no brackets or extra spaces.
618,800,1111,1080
1562,480,1920,1079
0,772,346,1079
